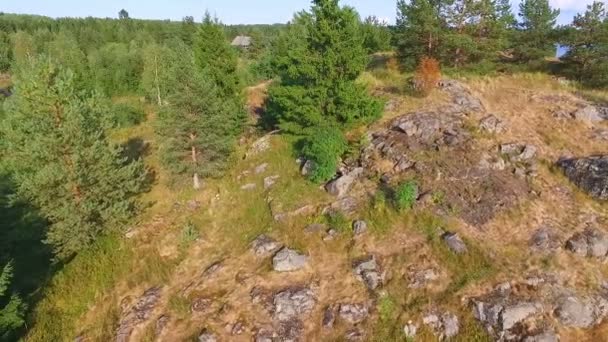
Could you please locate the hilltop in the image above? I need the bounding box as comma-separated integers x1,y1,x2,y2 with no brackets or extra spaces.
21,66,608,341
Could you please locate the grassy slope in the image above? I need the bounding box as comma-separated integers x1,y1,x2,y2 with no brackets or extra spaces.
25,65,608,341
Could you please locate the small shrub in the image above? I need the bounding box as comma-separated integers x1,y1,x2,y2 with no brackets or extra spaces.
325,212,351,234
431,190,445,205
301,126,347,183
180,221,199,247
111,103,146,128
412,57,441,96
394,180,418,211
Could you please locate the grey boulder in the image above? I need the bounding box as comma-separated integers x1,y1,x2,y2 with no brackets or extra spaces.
339,303,370,324
325,168,364,197
565,228,608,258
251,234,282,257
272,248,309,272
273,288,316,322
442,232,468,254
557,155,608,200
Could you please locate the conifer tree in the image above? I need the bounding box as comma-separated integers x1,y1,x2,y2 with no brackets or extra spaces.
515,0,560,62
156,45,244,189
193,13,240,97
396,0,445,67
0,58,147,257
561,1,608,87
0,262,25,339
361,16,392,53
266,0,381,135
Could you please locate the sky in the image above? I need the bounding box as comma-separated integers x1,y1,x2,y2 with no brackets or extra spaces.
0,0,603,26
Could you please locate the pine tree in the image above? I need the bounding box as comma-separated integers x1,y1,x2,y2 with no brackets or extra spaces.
119,9,130,20
0,57,147,257
361,16,392,53
0,32,11,72
266,0,381,135
442,0,514,67
561,1,608,87
515,0,560,63
156,45,244,189
193,13,240,97
395,0,445,67
0,262,25,339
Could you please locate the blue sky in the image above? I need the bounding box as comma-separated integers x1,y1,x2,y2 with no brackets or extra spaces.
0,0,599,25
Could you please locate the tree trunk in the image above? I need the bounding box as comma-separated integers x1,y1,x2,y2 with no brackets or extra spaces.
193,172,201,190
154,55,162,106
190,133,200,189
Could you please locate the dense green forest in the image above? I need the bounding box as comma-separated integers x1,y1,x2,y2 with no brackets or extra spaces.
0,0,607,340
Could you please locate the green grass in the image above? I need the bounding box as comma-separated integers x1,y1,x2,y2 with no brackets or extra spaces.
371,294,402,341
26,233,179,342
168,292,191,318
26,235,131,341
325,211,352,234
413,212,495,296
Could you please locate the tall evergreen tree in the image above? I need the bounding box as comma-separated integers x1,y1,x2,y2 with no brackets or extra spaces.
361,16,392,53
0,58,147,257
266,0,381,134
0,262,25,340
156,45,244,189
515,0,560,62
118,9,130,20
561,1,608,87
193,13,240,97
442,0,514,67
396,0,444,67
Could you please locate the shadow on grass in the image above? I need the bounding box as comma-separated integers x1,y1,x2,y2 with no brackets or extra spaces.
0,174,59,341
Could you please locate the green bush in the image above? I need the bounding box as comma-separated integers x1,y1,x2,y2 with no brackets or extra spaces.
394,180,418,211
301,127,347,183
180,221,199,247
325,211,351,234
111,103,146,128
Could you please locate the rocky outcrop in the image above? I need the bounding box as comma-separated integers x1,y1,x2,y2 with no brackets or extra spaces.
197,330,217,342
353,256,384,291
480,115,506,134
442,232,468,254
557,156,608,200
339,303,370,324
422,311,460,340
264,175,280,189
352,220,368,236
246,135,272,158
439,80,485,113
251,234,282,257
408,268,439,289
572,105,608,123
554,295,608,328
500,143,537,163
273,288,316,322
529,227,561,253
325,168,364,197
272,248,309,272
116,287,162,342
565,228,608,258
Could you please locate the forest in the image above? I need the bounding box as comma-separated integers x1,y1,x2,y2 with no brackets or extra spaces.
0,0,607,341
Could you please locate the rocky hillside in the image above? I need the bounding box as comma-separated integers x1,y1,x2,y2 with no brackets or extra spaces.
46,74,608,342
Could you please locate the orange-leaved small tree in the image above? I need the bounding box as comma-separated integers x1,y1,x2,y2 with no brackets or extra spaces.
413,56,441,96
